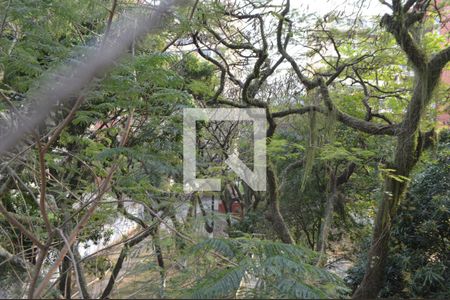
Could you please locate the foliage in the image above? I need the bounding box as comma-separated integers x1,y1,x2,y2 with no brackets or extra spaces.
0,0,449,298
182,237,348,299
346,131,450,298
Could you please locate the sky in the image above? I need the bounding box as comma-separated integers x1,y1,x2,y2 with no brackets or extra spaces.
291,0,389,17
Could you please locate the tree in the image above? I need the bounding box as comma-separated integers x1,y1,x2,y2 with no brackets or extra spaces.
351,1,449,296
185,0,449,297
0,0,190,297
347,130,450,298
0,0,448,298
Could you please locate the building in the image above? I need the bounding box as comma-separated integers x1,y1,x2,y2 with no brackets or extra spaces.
437,1,450,128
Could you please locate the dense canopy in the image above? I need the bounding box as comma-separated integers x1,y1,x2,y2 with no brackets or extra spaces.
0,0,449,299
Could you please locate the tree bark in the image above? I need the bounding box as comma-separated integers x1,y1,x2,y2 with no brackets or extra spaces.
316,171,338,266
100,226,156,299
0,245,28,298
353,68,443,298
266,165,295,244
73,245,91,299
153,226,166,298
59,256,72,298
197,193,214,233
316,163,355,266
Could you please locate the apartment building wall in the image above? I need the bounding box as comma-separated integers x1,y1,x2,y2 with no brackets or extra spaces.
437,0,450,127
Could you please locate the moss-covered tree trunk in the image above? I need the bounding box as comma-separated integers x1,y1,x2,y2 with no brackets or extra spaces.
316,172,338,266
266,165,295,244
266,121,295,244
353,67,443,298
316,163,355,266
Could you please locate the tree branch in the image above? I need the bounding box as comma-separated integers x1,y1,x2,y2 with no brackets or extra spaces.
430,46,450,72
192,33,226,103
319,79,398,135
272,106,324,118
0,177,45,249
276,0,318,90
381,2,428,71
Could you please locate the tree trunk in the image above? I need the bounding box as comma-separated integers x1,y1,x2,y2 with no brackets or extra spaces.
266,165,295,244
352,171,404,298
197,193,214,233
264,118,295,244
316,163,355,265
153,227,166,298
316,172,338,266
100,226,156,299
353,70,441,298
59,256,72,298
73,245,91,299
169,213,186,250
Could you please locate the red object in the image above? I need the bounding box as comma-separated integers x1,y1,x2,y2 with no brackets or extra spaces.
231,201,243,218
218,202,226,213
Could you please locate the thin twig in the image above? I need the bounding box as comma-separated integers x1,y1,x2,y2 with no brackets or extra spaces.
57,229,86,299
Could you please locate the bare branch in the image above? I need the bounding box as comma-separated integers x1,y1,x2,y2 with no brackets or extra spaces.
403,0,418,12
0,178,45,249
43,96,85,152
192,33,226,104
102,0,118,44
276,0,319,90
36,140,53,234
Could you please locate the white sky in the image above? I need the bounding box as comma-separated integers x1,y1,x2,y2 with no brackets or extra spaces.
291,0,389,17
